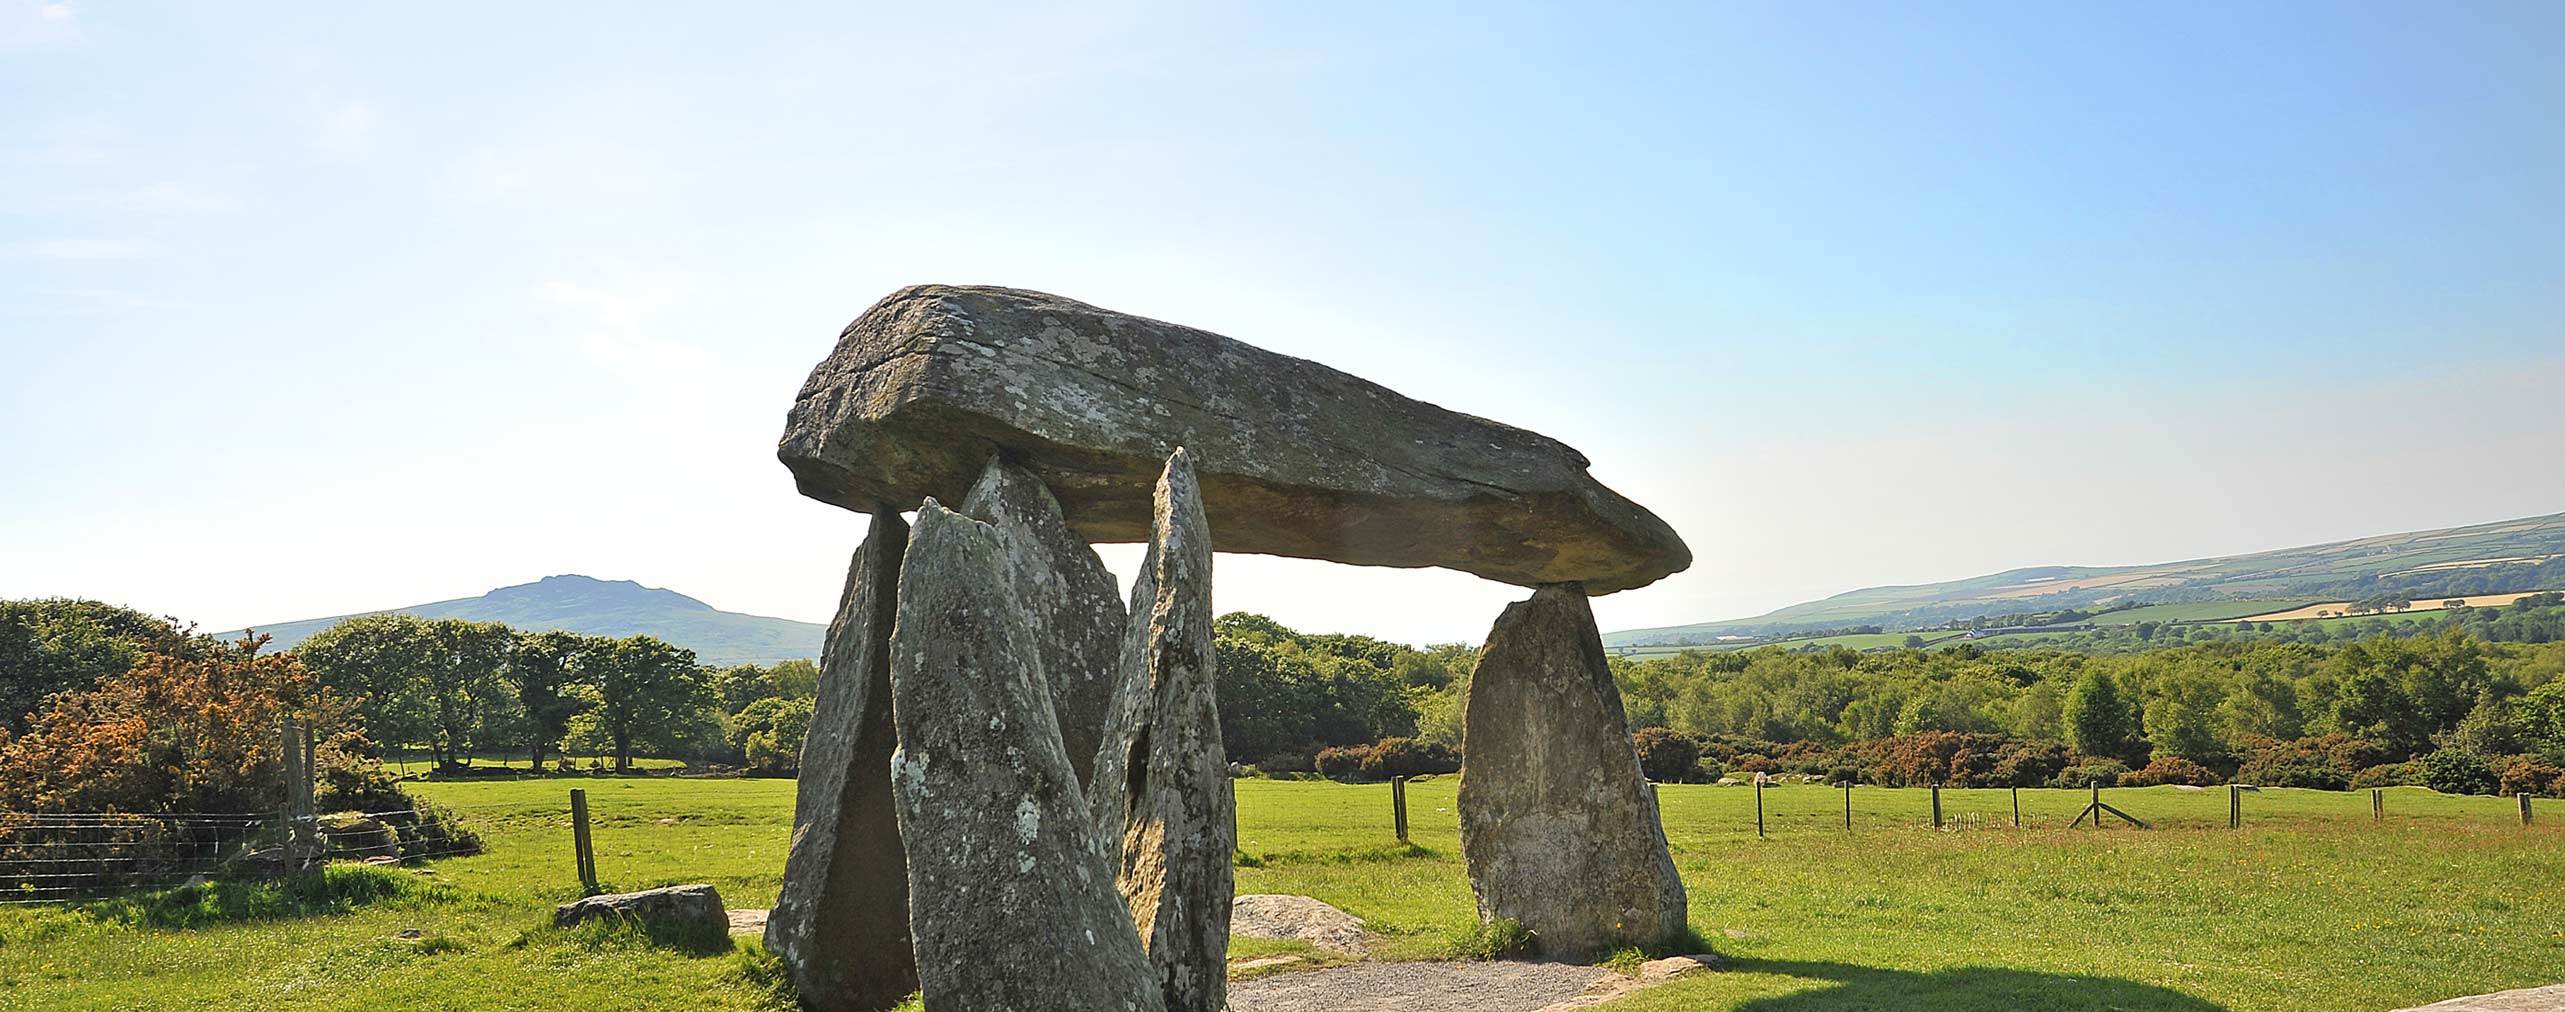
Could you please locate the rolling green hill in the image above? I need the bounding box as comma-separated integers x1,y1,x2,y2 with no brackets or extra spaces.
225,575,825,666
1608,510,2565,648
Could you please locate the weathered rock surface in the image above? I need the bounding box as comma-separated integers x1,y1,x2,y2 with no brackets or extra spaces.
766,510,915,1012
1088,449,1234,1012
779,284,1689,594
960,455,1128,789
554,884,728,935
888,502,1165,1012
1229,894,1367,955
1457,584,1687,961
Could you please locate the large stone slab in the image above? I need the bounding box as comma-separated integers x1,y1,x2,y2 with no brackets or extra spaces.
888,502,1165,1012
1087,449,1234,1012
766,510,914,1012
553,883,729,936
960,455,1127,789
1457,583,1687,961
778,285,1689,594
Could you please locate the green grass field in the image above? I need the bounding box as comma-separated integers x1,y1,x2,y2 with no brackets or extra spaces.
2087,601,2314,625
2,778,2557,1011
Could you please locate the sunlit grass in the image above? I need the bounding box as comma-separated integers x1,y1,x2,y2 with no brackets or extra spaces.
0,777,2555,1010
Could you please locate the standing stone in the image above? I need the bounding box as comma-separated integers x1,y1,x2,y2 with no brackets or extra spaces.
960,455,1128,790
1457,583,1687,961
1088,449,1233,1012
767,509,914,1012
888,502,1165,1012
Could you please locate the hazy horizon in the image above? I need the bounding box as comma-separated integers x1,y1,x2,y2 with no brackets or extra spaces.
8,2,2564,644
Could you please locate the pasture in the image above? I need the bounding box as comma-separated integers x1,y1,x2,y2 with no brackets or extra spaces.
0,778,2557,1011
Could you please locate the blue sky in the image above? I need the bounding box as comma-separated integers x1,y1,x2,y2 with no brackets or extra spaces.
6,2,2562,644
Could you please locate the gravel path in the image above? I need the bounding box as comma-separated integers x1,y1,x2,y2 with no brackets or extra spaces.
2393,984,2565,1011
1228,961,1612,1012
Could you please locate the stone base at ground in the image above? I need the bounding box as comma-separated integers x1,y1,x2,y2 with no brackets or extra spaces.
1229,895,1367,955
553,884,728,936
1457,583,1688,961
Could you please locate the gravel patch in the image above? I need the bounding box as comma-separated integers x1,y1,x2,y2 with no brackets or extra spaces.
2394,984,2565,1011
1228,961,1611,1012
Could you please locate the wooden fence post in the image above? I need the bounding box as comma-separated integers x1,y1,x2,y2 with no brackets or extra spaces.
2371,788,2383,821
1755,779,1765,838
281,717,318,869
2011,786,2020,828
1931,783,1943,829
1843,782,1853,831
2229,784,2241,830
2522,793,2534,827
1392,776,1410,843
570,788,598,894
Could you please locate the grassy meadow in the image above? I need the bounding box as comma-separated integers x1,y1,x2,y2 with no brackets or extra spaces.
0,777,2557,1011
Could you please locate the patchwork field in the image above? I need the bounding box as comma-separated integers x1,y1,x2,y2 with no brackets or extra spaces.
2227,591,2557,624
0,777,2557,1011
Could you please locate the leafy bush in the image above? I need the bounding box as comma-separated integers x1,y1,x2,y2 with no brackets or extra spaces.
2232,734,2391,790
1256,751,1315,775
1632,727,1703,782
1989,740,2072,788
1360,738,1460,779
2495,754,2565,798
2052,757,2129,789
1314,746,1368,781
2419,748,2499,795
2124,757,2222,786
2349,763,2419,789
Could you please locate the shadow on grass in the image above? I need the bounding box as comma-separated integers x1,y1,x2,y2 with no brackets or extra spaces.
80,864,452,930
1727,958,2232,1012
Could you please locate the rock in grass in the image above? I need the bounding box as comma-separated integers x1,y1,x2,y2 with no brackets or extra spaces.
1088,449,1233,1012
888,502,1165,1012
766,509,916,1012
777,284,1690,594
554,884,728,937
1458,583,1688,961
960,455,1128,790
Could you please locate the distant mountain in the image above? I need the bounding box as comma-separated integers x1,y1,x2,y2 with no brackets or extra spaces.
228,575,825,666
1607,510,2565,647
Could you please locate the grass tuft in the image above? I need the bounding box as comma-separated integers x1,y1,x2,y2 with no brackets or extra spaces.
79,864,454,931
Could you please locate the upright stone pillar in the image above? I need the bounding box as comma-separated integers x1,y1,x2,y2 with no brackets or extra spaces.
1457,583,1687,961
1088,449,1233,1012
960,455,1128,790
888,502,1166,1012
766,509,914,1012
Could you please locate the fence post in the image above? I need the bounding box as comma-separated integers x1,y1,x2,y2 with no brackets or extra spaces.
2372,788,2383,821
2230,784,2241,830
1391,776,1410,843
2522,793,2534,827
570,788,598,894
1843,782,1852,831
2011,786,2020,828
1755,779,1765,838
1931,783,1943,829
281,717,318,869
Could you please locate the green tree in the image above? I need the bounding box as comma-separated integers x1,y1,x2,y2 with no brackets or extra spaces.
578,636,711,772
0,599,192,735
297,613,441,759
506,629,589,770
2063,671,2140,763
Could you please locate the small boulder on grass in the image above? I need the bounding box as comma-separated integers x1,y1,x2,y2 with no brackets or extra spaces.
553,884,729,949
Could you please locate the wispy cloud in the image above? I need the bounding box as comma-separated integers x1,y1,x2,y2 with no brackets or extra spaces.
21,238,153,260
307,97,382,160
1,0,82,49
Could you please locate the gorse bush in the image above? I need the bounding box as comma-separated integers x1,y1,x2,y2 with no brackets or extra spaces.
1632,727,1703,782
2349,762,2419,790
1314,738,1460,782
2123,757,2220,787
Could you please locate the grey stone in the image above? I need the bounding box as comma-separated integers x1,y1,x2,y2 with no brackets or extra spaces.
778,285,1689,594
1087,449,1233,1012
554,884,728,936
887,502,1165,1012
1457,584,1687,961
766,509,914,1012
960,455,1128,790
